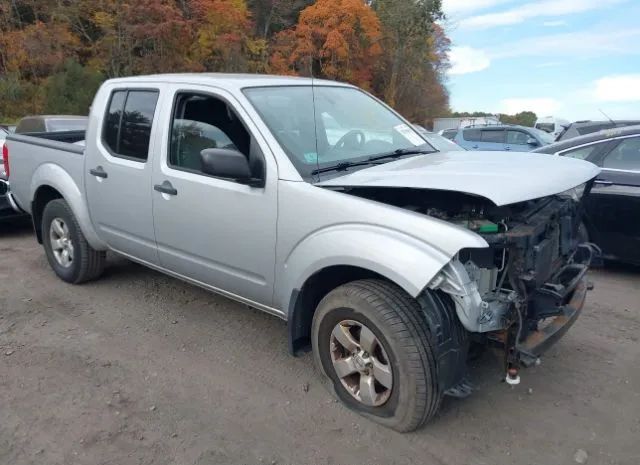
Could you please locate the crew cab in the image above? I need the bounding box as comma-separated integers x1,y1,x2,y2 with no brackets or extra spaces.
3,74,599,432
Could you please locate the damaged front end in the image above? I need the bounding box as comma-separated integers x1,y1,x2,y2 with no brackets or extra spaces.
343,181,598,389
424,181,598,384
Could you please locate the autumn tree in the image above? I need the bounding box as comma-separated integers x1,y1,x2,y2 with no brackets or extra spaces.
270,0,382,88
371,0,450,123
246,0,313,38
189,0,266,73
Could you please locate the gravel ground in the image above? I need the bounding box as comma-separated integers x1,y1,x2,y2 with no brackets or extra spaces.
1,220,639,465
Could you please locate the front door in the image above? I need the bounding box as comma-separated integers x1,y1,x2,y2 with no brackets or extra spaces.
586,136,640,263
151,87,278,306
85,87,161,264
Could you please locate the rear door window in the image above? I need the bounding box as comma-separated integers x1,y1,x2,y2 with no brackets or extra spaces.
481,129,505,143
103,89,159,161
462,129,481,141
602,137,640,171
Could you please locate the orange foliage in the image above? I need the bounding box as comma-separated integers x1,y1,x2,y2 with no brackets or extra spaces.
270,0,382,89
1,21,80,78
189,0,257,72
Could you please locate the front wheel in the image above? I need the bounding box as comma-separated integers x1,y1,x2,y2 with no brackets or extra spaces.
42,199,106,284
311,279,441,432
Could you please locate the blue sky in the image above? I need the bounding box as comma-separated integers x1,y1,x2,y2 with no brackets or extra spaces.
442,0,640,121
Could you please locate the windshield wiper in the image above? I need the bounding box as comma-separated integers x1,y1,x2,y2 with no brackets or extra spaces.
311,160,381,175
368,147,436,162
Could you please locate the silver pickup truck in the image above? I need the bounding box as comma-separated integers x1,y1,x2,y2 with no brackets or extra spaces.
4,74,600,431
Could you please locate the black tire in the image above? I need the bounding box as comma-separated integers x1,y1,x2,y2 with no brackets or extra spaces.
311,279,441,432
41,199,106,284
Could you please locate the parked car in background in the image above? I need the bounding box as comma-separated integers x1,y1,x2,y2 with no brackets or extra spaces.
556,120,640,142
439,128,458,140
454,124,554,152
413,125,465,151
433,115,500,133
15,115,88,134
534,125,640,265
535,116,569,139
4,73,599,432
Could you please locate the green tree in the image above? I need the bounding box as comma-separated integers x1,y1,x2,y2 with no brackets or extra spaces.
42,60,104,115
500,111,537,127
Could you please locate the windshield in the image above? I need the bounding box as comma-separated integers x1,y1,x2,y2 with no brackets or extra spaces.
243,86,433,179
47,118,87,132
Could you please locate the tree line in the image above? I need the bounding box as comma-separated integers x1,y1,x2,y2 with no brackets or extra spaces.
0,0,450,124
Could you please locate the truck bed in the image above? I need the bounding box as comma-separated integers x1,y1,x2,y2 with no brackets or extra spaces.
6,132,86,214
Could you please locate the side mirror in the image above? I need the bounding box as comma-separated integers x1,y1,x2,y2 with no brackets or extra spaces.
200,148,253,183
527,137,539,146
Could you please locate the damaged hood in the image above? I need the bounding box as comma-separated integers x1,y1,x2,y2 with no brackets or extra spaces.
316,151,600,206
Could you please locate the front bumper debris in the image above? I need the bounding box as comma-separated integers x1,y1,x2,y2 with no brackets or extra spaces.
518,277,587,365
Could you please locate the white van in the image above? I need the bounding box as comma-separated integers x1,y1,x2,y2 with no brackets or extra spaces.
535,116,570,140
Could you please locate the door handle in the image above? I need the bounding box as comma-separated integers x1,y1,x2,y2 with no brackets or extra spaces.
89,166,108,179
472,145,479,149
594,179,613,186
504,146,511,151
154,181,178,196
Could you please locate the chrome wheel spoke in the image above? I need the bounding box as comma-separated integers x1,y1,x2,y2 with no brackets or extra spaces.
358,374,377,406
329,319,393,407
332,324,359,353
49,218,73,268
61,248,71,266
333,356,358,378
372,358,393,389
359,326,377,354
52,219,65,236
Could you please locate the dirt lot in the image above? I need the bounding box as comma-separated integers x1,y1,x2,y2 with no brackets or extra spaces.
1,220,639,465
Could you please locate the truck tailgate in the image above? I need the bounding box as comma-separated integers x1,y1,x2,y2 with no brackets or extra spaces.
5,134,86,213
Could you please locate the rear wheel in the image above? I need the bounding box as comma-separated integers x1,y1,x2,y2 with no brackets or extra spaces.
311,279,441,432
42,199,106,284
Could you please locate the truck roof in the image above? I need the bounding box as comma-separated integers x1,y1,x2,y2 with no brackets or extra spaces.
105,73,352,89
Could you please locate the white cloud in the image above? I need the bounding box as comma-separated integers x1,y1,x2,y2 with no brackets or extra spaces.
448,46,491,75
443,0,512,15
499,98,562,115
489,28,640,59
592,74,640,102
543,20,567,27
460,0,623,29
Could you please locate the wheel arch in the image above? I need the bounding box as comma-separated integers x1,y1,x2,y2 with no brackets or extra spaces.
279,224,457,355
30,164,107,250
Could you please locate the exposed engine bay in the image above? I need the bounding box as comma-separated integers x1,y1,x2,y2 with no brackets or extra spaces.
335,183,598,384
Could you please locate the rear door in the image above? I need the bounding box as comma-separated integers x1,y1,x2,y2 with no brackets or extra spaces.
85,86,161,264
586,136,640,263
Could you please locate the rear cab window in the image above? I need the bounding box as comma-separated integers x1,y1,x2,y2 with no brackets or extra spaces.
103,89,159,162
